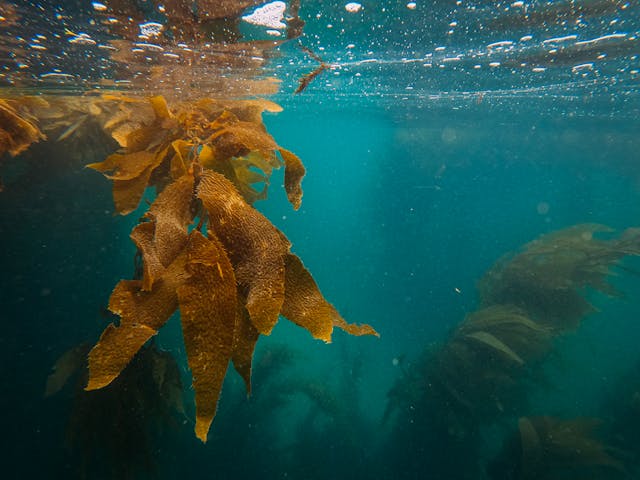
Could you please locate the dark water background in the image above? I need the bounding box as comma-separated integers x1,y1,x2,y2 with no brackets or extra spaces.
2,1,640,479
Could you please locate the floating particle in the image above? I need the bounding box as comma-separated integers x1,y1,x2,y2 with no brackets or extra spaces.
68,33,96,45
537,202,550,215
345,2,362,13
572,63,594,73
139,22,163,38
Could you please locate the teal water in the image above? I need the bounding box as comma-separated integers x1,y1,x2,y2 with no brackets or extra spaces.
1,1,640,479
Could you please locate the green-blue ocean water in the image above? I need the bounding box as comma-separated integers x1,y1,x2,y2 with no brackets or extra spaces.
1,1,640,479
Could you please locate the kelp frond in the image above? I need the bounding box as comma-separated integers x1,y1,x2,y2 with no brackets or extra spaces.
479,224,640,331
493,416,626,479
0,98,44,157
77,95,377,442
389,224,640,437
83,95,306,214
46,343,184,479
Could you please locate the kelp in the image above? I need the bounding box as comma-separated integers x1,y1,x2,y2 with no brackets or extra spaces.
386,223,640,475
488,416,626,480
479,224,640,331
85,95,304,214
45,343,184,479
457,305,552,364
83,95,377,442
0,93,375,442
44,343,91,398
411,305,553,424
0,98,44,157
295,44,330,94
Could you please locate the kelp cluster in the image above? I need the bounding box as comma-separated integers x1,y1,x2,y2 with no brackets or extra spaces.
488,416,625,480
385,224,640,478
45,342,184,479
479,224,640,331
74,94,377,442
1,93,377,443
0,98,44,159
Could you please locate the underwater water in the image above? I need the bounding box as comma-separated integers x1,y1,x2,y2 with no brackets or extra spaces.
1,1,640,479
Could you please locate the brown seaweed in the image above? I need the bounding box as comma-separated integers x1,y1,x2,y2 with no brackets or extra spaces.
0,98,44,157
479,224,640,331
79,94,377,442
295,44,330,94
489,416,626,480
46,343,184,479
85,95,304,213
386,224,640,445
295,64,329,94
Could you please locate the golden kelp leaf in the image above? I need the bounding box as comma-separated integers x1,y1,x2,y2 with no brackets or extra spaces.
112,165,155,215
125,124,165,152
221,98,283,124
209,110,278,159
130,222,163,292
149,95,172,120
197,170,288,335
170,139,193,178
243,150,281,176
279,148,305,210
143,174,195,267
465,331,524,365
109,122,138,148
100,101,156,148
87,150,167,214
44,343,91,397
233,157,268,185
87,150,157,181
86,248,188,390
177,230,237,442
0,99,44,156
333,314,380,338
231,295,260,394
132,174,194,290
281,253,378,341
230,154,271,204
197,144,216,169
